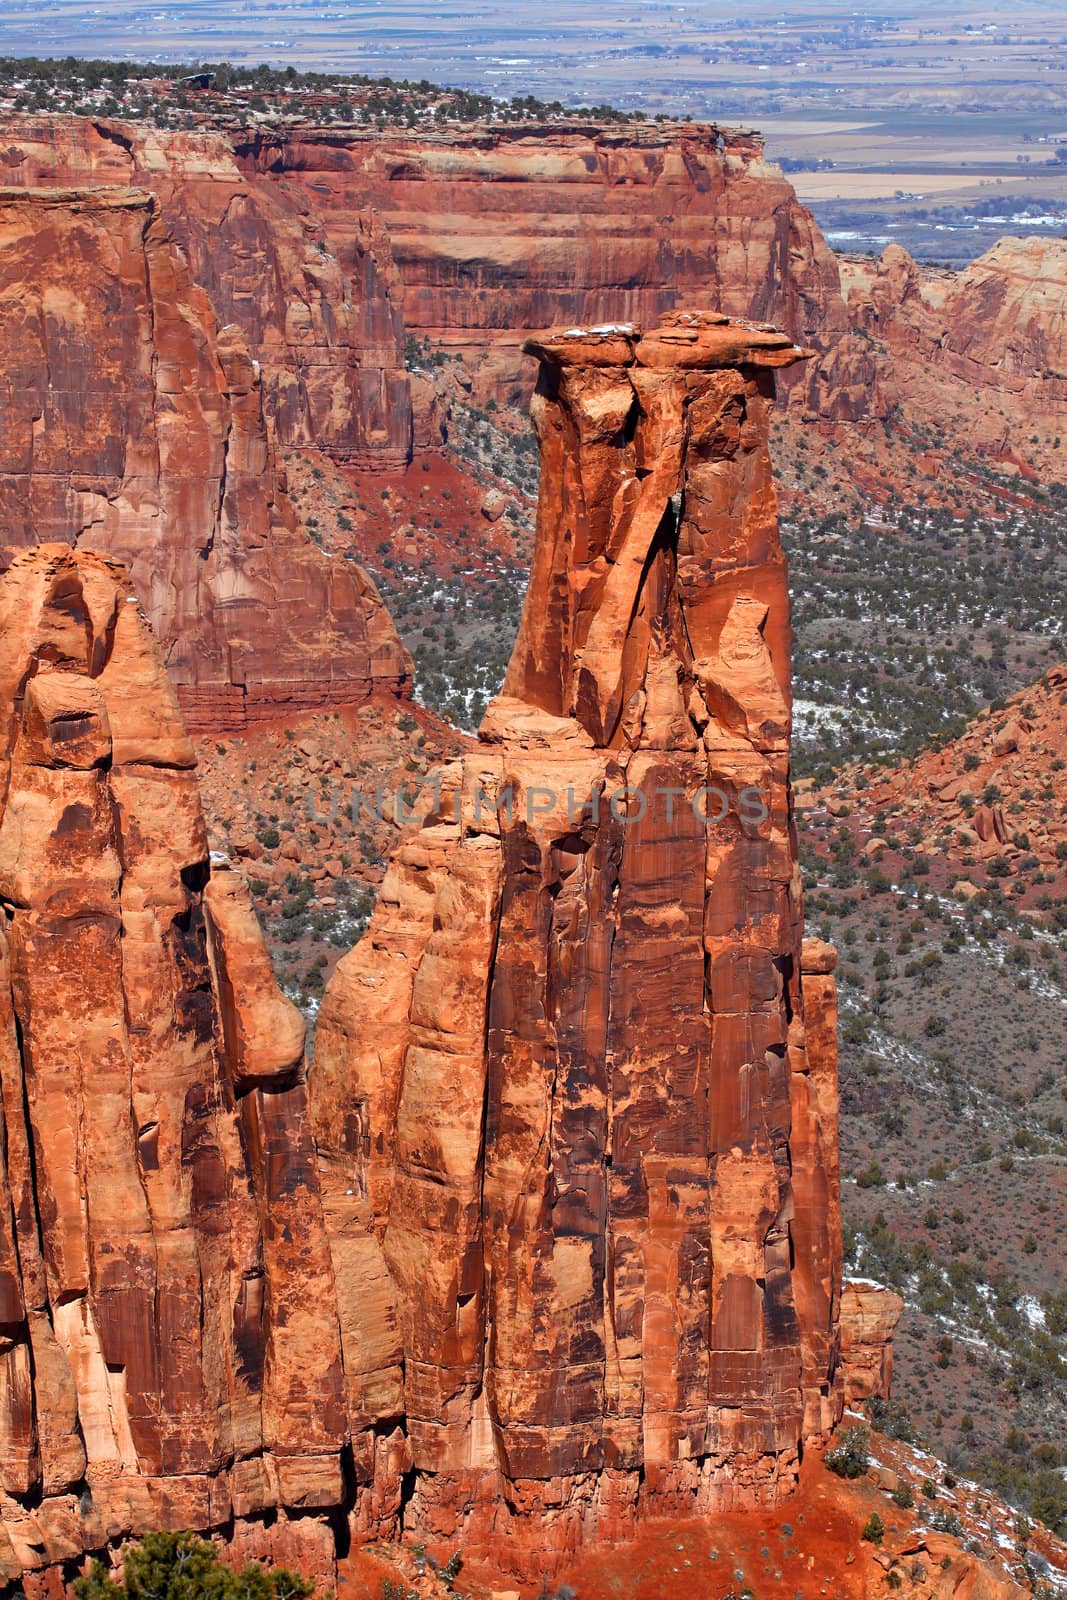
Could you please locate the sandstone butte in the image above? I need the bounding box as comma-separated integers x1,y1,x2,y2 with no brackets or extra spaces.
0,323,1030,1600
0,184,410,734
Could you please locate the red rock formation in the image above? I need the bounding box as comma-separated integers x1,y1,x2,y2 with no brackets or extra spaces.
0,115,854,435
2,113,1062,505
838,1282,905,1406
0,187,410,732
312,312,844,1575
0,546,351,1590
237,122,848,408
841,238,1067,481
0,118,413,469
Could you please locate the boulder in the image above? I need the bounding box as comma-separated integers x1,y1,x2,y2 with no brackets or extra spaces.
839,1281,905,1403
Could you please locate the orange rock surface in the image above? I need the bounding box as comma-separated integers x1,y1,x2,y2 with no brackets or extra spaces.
0,119,413,468
0,186,410,733
0,391,1047,1600
841,238,1067,481
839,1282,905,1405
312,313,845,1577
0,547,349,1590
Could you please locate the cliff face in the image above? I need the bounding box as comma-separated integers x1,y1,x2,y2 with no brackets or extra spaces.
1,114,1061,509
0,547,354,1587
0,187,410,732
0,118,413,468
312,312,844,1572
0,363,1044,1600
0,115,854,430
841,237,1067,480
239,123,849,404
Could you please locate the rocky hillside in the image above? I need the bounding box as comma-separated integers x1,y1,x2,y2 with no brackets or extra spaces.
794,668,1067,1543
826,664,1067,910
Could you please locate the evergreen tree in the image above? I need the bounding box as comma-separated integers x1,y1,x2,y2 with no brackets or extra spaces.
73,1531,316,1600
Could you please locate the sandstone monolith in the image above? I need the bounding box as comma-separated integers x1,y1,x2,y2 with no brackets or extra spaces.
313,311,844,1574
0,547,349,1590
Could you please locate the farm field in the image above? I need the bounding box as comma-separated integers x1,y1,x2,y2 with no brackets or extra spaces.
2,3,1067,259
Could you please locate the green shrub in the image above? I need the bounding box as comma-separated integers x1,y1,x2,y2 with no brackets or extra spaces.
74,1532,314,1600
825,1425,870,1480
861,1512,884,1545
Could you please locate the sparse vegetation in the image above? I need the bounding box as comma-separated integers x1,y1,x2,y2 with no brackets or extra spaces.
74,1532,314,1600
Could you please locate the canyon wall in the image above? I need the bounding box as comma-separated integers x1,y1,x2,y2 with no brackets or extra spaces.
0,547,356,1590
0,185,410,732
3,115,1057,492
237,122,852,413
0,115,864,435
0,118,413,468
312,312,845,1574
841,237,1067,480
0,116,1062,713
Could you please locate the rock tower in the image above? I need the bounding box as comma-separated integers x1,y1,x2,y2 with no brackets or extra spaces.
313,312,844,1569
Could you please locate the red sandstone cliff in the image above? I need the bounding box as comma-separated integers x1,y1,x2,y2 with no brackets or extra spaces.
311,313,845,1574
0,118,413,468
0,115,855,433
841,237,1067,480
0,547,353,1588
237,122,849,408
0,186,410,731
0,357,1043,1600
0,114,1061,510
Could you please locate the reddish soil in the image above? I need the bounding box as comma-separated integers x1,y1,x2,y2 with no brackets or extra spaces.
335,1431,1067,1599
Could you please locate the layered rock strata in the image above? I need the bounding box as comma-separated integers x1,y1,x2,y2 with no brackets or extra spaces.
0,188,410,732
0,547,355,1590
840,237,1067,480
238,123,848,415
839,1283,905,1406
312,312,845,1569
0,119,413,468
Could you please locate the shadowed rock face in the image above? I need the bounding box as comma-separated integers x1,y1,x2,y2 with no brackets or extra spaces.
313,312,845,1573
0,547,351,1587
0,187,411,733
